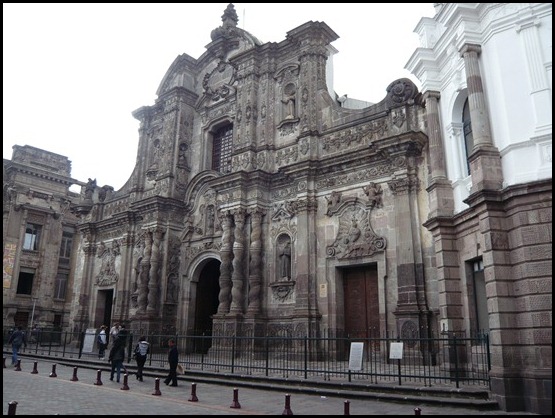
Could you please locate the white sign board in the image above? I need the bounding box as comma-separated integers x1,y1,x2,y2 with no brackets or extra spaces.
82,328,97,353
348,342,364,371
389,342,404,359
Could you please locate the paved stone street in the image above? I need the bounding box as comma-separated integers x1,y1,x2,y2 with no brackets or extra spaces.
3,358,537,415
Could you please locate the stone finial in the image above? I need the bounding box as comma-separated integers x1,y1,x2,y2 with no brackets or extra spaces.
222,4,238,28
211,4,240,41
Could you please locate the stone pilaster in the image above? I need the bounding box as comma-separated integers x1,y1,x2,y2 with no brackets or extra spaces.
423,91,454,218
388,176,429,337
460,44,503,192
516,17,551,136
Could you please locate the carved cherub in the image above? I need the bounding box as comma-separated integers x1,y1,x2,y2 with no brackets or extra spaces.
326,191,342,208
363,182,383,208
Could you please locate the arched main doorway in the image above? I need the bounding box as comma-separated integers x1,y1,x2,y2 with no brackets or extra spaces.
194,259,220,336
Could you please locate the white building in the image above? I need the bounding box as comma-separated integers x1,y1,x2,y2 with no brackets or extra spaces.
406,3,552,414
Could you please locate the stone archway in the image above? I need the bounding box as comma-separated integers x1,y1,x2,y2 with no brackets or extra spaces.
194,259,221,337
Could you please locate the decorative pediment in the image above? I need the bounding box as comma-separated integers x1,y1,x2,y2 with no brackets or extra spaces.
202,60,237,103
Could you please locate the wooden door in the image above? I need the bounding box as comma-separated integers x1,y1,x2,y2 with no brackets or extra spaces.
343,266,379,339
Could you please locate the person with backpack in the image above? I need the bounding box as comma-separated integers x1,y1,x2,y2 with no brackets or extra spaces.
8,326,27,366
133,335,150,381
97,325,108,359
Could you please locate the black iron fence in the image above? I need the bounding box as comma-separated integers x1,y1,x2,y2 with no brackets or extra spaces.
3,328,490,388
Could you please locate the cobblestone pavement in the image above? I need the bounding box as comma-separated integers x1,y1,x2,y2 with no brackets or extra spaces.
3,358,537,415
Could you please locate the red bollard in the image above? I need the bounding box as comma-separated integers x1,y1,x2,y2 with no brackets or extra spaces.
94,369,103,385
188,382,199,402
121,373,129,390
230,387,241,409
49,364,57,377
152,377,162,396
14,359,22,371
31,361,39,374
7,401,18,415
70,366,79,381
344,400,350,415
282,393,293,415
414,407,422,415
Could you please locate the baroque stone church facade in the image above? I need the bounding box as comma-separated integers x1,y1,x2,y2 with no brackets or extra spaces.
70,4,434,343
3,4,551,414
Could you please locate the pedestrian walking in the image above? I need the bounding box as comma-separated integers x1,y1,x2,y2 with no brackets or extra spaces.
163,338,179,386
109,322,120,345
108,336,125,383
97,325,108,359
133,335,150,381
8,326,27,366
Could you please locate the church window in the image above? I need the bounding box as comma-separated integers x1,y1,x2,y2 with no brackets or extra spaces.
462,98,473,175
212,124,233,174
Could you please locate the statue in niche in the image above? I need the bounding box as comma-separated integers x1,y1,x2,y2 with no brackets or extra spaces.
177,142,188,169
166,274,178,303
278,239,292,279
281,83,296,120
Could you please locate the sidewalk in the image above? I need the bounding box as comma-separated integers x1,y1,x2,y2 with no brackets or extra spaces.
3,357,537,415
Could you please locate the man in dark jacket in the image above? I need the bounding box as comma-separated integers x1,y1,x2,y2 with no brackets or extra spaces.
164,339,179,386
8,326,26,366
108,337,126,383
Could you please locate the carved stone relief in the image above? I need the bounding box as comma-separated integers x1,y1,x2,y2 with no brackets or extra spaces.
326,194,386,260
95,239,121,286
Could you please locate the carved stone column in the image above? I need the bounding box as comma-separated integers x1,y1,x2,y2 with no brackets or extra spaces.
230,209,246,314
136,231,151,315
217,212,233,314
423,91,454,218
246,209,264,316
146,228,163,314
460,44,503,192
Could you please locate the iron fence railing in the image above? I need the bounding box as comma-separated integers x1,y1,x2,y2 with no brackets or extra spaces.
3,328,490,388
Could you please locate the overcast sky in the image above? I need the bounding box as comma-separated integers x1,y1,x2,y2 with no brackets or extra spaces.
3,3,436,190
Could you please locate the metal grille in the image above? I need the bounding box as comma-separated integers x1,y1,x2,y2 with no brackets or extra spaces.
212,125,233,173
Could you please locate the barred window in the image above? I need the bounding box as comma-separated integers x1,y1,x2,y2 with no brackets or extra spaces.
212,124,233,174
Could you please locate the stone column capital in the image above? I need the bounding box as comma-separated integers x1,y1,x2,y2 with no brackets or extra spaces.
422,91,441,102
459,43,482,57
